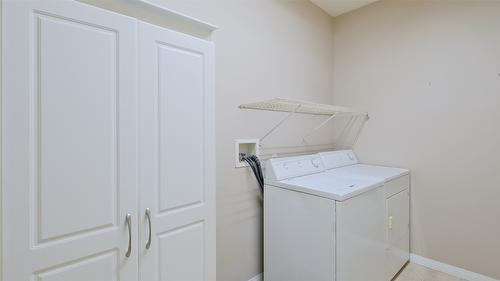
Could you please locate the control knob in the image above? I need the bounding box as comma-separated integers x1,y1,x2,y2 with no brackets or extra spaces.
311,158,320,168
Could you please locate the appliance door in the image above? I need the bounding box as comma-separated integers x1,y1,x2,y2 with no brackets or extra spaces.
336,187,386,281
265,185,336,281
386,189,410,279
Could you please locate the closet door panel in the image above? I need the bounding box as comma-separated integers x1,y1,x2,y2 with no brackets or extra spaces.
139,21,215,281
35,251,119,281
37,11,118,242
157,43,204,212
2,1,138,280
158,222,205,281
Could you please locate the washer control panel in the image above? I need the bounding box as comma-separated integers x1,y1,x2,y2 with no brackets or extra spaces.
266,154,325,181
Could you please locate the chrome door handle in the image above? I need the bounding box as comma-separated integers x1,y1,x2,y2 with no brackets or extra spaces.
145,208,152,250
125,213,132,257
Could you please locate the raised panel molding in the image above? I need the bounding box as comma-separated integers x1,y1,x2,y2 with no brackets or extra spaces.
157,43,205,213
158,222,205,281
32,13,119,244
35,250,118,281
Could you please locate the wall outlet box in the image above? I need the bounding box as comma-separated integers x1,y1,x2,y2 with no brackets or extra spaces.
235,139,260,168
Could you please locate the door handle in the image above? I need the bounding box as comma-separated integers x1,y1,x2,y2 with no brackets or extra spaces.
145,208,152,250
125,213,132,257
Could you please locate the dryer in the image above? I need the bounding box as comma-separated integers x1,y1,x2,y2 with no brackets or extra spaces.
319,150,411,280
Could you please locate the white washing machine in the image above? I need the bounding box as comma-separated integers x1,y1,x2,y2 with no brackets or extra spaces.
264,150,410,281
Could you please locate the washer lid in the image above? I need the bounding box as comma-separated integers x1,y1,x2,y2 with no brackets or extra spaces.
267,172,383,201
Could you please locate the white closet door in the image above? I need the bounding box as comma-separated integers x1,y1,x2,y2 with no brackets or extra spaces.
2,1,138,281
138,22,215,281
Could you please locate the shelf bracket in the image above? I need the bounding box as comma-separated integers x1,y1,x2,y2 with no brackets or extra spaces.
351,114,369,146
302,113,337,144
260,104,301,143
334,114,369,148
336,115,355,145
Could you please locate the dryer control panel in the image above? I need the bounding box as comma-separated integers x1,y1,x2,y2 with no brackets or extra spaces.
319,150,358,169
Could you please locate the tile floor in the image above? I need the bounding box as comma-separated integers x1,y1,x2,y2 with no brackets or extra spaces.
395,263,467,281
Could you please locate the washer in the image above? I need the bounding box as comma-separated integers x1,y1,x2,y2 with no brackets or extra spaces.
264,150,410,281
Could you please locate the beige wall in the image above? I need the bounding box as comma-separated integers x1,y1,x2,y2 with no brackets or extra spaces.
333,0,500,279
146,1,335,280
0,0,2,278
6,1,497,280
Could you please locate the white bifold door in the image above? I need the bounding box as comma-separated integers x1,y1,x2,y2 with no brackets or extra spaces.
138,22,215,281
3,1,139,280
2,1,215,281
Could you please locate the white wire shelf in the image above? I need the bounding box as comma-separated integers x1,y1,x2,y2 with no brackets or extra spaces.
238,98,369,148
238,98,368,117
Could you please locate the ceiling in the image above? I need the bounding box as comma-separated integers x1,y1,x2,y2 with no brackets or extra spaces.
309,0,379,17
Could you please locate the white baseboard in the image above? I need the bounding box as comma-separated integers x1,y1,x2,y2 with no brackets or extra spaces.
410,254,499,281
248,273,263,281
252,255,499,281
